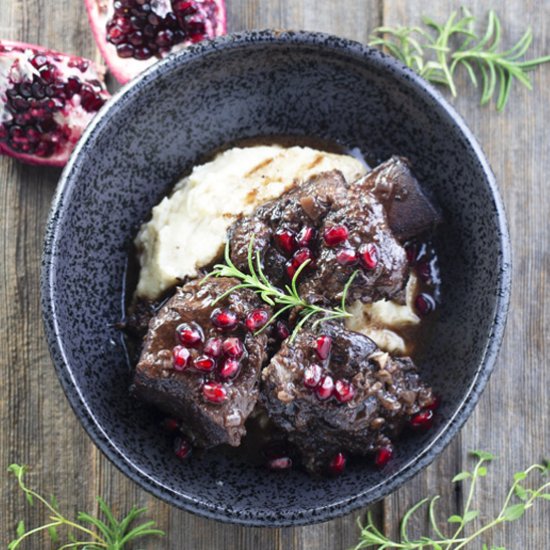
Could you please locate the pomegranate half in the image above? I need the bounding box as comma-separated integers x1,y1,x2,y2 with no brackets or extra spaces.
85,0,227,84
0,40,110,167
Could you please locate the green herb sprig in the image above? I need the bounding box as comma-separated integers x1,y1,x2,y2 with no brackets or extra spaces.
369,9,550,111
8,464,164,550
353,451,550,549
206,239,358,341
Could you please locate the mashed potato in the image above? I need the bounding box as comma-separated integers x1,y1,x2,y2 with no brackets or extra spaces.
134,145,367,299
345,273,421,355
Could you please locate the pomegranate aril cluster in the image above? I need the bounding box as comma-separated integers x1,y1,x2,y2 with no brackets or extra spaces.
301,335,356,404
168,303,271,404
106,0,218,61
322,223,379,271
273,225,317,279
0,54,105,158
169,314,247,403
405,239,441,317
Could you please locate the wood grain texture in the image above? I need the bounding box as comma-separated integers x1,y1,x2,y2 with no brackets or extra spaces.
1,0,548,548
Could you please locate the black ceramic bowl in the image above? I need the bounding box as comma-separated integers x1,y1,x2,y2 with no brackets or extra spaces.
42,30,511,526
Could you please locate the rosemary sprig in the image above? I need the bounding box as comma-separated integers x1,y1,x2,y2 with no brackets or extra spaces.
207,239,357,341
8,464,164,550
369,8,550,110
353,451,550,549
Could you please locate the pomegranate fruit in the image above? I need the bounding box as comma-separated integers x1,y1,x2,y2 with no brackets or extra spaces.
333,379,355,403
222,337,244,358
172,345,191,370
274,228,297,256
202,380,227,403
315,335,332,360
176,321,204,348
328,452,346,475
296,226,315,248
174,435,192,459
323,224,349,246
316,374,334,400
193,354,216,372
359,243,379,270
245,308,270,332
267,456,293,470
203,337,223,357
276,320,290,340
210,307,238,330
410,409,434,430
85,0,227,84
303,363,323,388
0,40,110,166
415,292,436,316
286,247,314,279
374,446,393,467
219,357,240,379
336,247,358,266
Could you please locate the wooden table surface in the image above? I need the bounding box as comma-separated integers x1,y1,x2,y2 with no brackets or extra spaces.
1,0,549,548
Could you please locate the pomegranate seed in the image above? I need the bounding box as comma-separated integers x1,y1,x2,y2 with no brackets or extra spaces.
210,308,238,330
176,322,204,348
404,241,418,265
303,364,323,388
219,358,240,379
245,309,270,332
174,436,192,460
374,446,393,467
202,381,228,404
297,226,315,247
172,345,190,371
276,321,290,340
222,337,244,358
203,337,223,358
334,379,355,403
410,409,434,430
329,452,346,475
359,243,379,270
316,375,334,400
161,417,179,432
315,335,332,360
274,228,297,255
416,261,432,283
426,395,441,410
415,293,436,316
323,225,349,246
194,355,216,372
286,247,314,278
267,456,293,470
336,247,358,266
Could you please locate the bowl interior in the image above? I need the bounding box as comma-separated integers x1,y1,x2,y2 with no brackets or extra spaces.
43,31,509,526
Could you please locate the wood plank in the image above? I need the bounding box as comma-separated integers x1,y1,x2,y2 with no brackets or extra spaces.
381,1,550,547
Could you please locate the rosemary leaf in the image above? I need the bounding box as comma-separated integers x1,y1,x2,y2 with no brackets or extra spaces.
369,8,550,111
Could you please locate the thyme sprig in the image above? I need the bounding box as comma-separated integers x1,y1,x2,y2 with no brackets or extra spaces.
8,464,164,550
353,451,550,549
207,239,357,341
369,9,550,110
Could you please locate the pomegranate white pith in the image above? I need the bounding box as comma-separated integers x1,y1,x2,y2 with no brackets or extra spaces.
0,40,110,166
85,0,227,84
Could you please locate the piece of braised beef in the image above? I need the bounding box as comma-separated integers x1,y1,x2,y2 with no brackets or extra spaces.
132,277,272,448
229,168,409,306
356,156,442,242
261,322,435,474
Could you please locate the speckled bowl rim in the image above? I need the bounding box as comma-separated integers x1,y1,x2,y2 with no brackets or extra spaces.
41,30,512,527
